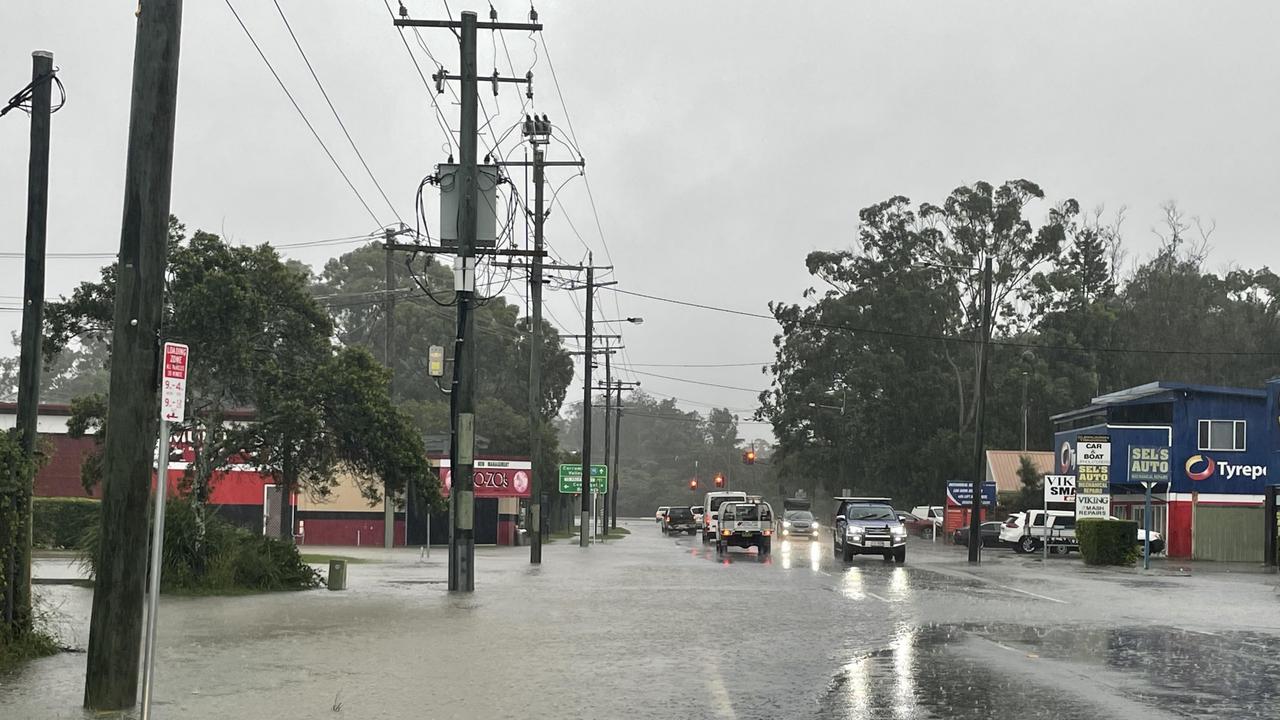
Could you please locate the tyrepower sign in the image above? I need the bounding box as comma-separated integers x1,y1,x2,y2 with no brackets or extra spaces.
160,342,189,422
436,458,532,498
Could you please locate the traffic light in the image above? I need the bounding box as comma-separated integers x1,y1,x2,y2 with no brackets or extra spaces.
743,448,756,465
714,473,725,488
689,478,698,491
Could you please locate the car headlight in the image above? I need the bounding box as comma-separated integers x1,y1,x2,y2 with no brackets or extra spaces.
811,521,819,529
846,526,864,538
891,526,906,538
782,521,792,528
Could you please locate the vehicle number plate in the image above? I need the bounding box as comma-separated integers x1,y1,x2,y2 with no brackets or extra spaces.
742,531,756,536
865,540,888,547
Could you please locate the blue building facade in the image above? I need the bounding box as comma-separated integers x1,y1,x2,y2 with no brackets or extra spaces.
1052,380,1280,559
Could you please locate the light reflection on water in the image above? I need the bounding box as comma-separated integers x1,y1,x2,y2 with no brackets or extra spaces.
777,539,824,571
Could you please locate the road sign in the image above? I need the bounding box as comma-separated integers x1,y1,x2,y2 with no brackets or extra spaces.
1044,475,1076,504
945,481,997,508
160,342,188,422
558,464,608,494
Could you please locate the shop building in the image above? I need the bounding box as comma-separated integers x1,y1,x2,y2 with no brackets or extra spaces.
1052,380,1280,561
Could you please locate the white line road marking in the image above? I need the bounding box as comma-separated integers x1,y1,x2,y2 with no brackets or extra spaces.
1001,585,1068,604
865,591,890,603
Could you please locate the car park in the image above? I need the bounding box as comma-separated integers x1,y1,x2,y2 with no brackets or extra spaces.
778,509,819,540
833,497,907,563
662,506,698,535
715,500,774,555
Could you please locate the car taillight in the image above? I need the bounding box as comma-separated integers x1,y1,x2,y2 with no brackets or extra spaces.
665,517,671,523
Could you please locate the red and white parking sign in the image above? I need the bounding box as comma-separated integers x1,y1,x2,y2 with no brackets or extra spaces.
160,342,189,422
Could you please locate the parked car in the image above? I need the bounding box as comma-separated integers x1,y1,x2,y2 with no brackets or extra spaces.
715,500,774,555
777,509,820,540
662,506,698,535
908,505,945,538
833,497,907,563
1000,511,1165,554
952,521,1006,548
655,506,670,525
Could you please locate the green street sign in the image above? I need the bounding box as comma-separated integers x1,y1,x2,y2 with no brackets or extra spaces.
558,464,608,494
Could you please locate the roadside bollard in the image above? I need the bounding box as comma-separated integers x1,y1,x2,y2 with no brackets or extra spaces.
327,559,347,591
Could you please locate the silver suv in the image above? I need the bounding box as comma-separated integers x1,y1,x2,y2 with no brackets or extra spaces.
833,497,907,563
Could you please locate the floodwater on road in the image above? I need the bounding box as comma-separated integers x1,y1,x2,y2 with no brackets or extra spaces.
3,520,1280,719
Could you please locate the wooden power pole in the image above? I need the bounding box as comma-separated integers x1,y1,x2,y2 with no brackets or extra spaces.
5,49,54,637
84,0,184,710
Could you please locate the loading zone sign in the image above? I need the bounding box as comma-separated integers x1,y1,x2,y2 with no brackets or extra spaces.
1044,475,1076,504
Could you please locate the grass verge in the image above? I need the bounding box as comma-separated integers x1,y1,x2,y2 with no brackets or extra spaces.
0,629,59,673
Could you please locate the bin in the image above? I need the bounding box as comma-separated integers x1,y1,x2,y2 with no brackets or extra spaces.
327,559,347,591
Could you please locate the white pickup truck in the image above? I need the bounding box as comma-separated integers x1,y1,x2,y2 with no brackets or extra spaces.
1001,511,1165,555
715,500,774,556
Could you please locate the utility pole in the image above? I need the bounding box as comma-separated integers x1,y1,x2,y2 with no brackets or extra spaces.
84,0,184,710
601,342,612,534
580,259,594,547
527,129,547,564
612,385,622,529
383,230,396,550
447,10,480,591
968,258,994,564
5,49,54,636
395,6,541,591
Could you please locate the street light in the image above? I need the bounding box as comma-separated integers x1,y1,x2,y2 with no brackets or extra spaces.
596,317,644,325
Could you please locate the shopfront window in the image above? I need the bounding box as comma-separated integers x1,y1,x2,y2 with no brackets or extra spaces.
1198,419,1246,451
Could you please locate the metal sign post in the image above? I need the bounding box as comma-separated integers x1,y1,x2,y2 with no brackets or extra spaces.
1143,482,1153,570
140,342,188,720
1043,475,1076,562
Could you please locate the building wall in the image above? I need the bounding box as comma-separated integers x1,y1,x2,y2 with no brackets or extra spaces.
1193,505,1264,562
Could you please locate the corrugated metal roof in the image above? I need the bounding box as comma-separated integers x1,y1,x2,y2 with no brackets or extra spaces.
985,450,1054,494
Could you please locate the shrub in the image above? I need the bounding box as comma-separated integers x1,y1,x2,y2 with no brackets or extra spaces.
32,497,100,550
1077,518,1139,566
82,499,321,593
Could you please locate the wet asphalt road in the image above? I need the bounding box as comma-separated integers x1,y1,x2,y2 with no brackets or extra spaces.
5,519,1280,719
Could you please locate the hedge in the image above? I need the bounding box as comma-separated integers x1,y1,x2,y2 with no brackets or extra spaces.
1077,518,1139,566
32,497,100,550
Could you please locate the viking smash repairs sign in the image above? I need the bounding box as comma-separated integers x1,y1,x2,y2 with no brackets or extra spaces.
1076,493,1111,518
1044,475,1076,504
437,458,532,498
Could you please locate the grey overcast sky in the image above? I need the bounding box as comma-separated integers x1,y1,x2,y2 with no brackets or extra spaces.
3,1,1279,442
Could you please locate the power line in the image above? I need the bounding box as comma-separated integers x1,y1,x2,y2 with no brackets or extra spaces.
603,286,1280,360
624,369,762,394
382,0,457,154
223,0,383,228
271,0,403,225
623,361,771,369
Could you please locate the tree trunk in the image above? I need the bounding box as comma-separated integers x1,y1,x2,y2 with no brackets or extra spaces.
278,446,294,543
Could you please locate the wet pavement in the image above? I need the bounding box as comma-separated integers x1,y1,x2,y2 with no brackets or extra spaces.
4,521,1280,719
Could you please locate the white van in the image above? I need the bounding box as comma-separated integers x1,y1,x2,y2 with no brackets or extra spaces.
701,491,748,543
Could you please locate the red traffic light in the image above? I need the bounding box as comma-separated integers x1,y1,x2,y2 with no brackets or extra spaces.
714,473,725,488
743,449,756,465
689,478,699,491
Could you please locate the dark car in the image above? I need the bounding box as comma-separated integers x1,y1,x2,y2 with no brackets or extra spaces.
778,509,820,540
662,506,698,535
952,521,1006,548
832,497,907,563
